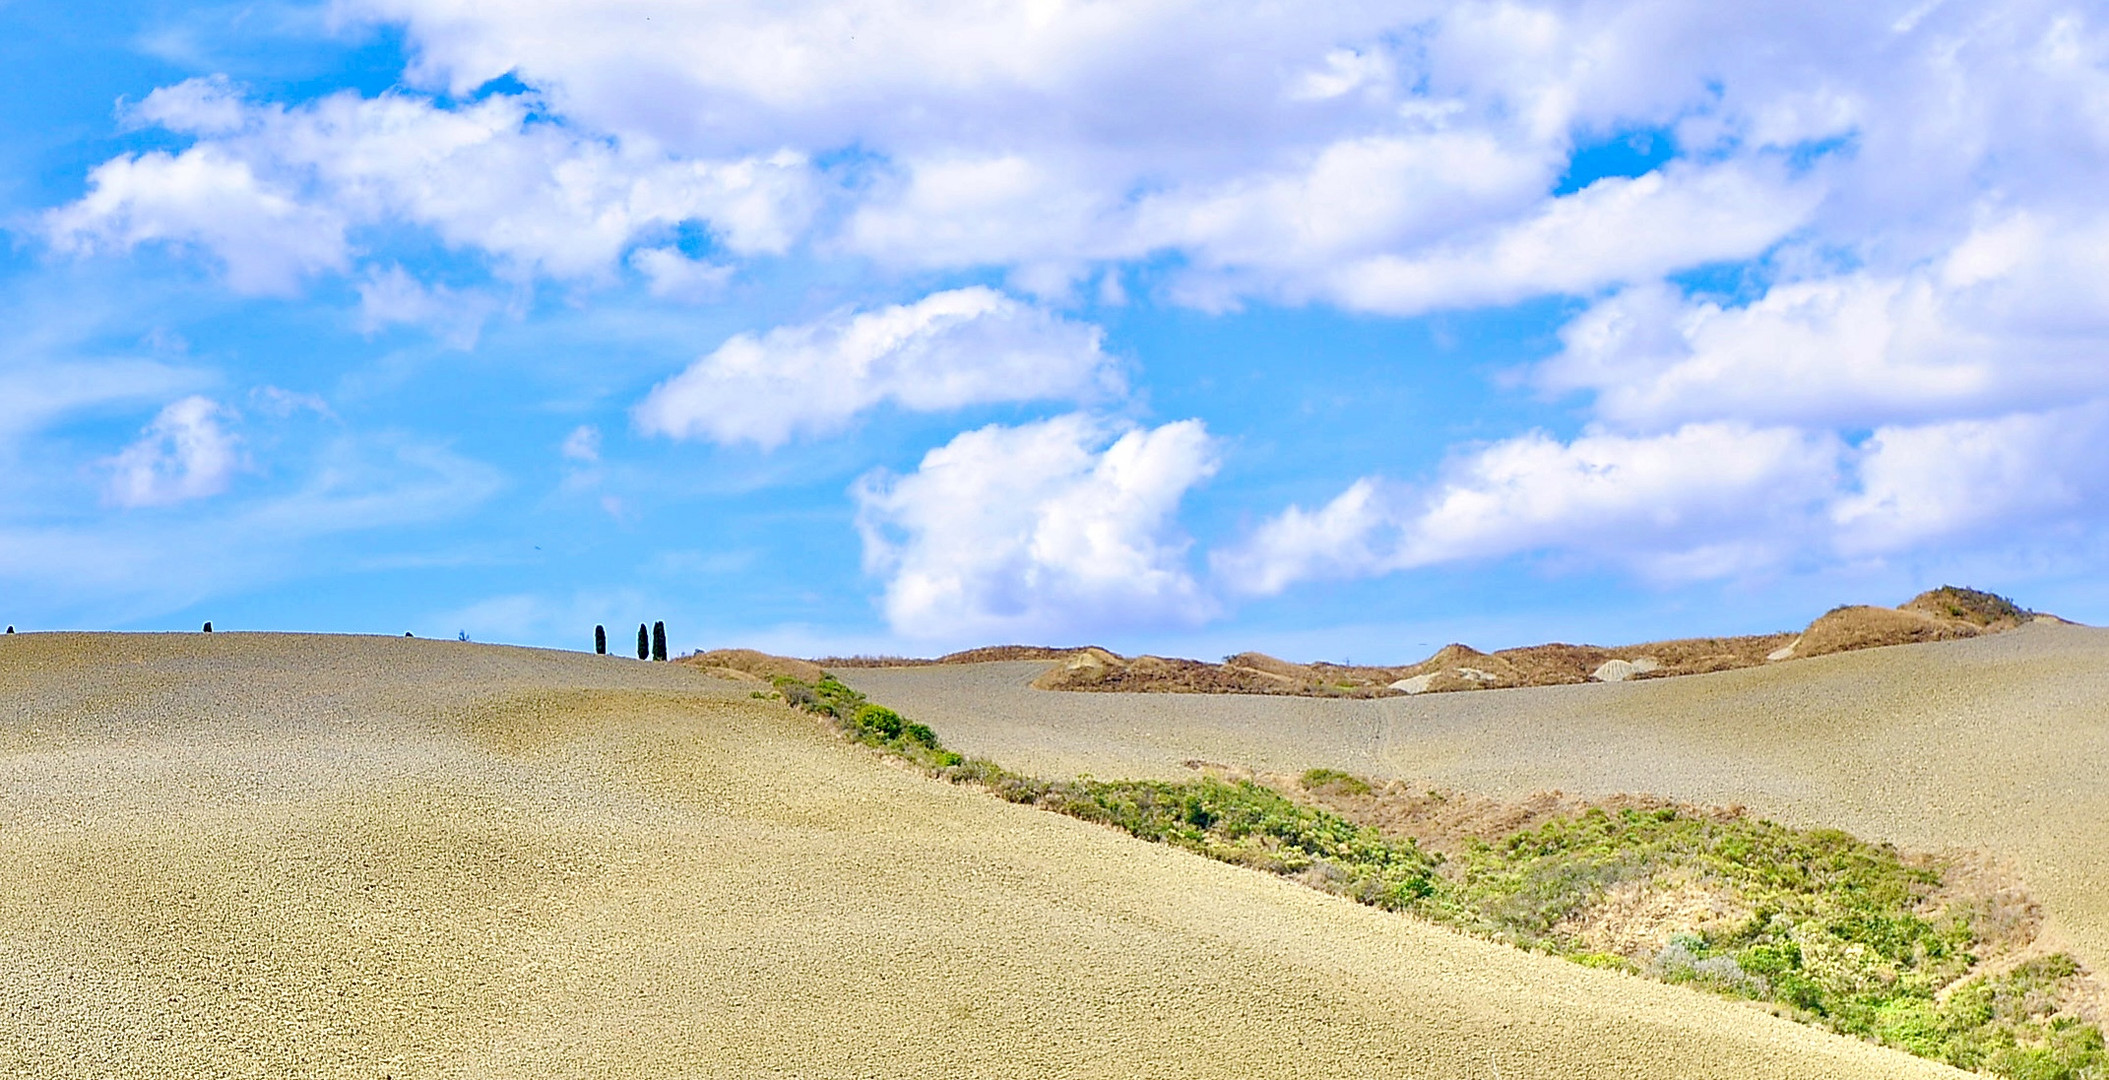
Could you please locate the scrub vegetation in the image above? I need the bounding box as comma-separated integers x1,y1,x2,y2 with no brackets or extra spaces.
774,673,2108,1080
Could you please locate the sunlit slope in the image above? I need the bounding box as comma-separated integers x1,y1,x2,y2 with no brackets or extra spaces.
0,634,1957,1079
842,621,2109,977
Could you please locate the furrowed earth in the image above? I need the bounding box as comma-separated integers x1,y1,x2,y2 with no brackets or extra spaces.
2,630,2091,1077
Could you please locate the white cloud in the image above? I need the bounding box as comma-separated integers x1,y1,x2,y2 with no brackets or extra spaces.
1222,424,1844,593
1211,478,1410,595
303,0,2102,312
1321,162,1823,315
46,0,2100,324
635,287,1121,449
47,146,349,295
1835,403,2109,555
1543,212,2109,431
1402,423,1842,571
356,264,498,349
50,77,814,291
630,247,733,301
561,425,601,462
852,413,1218,641
104,396,243,507
248,386,337,420
0,361,199,443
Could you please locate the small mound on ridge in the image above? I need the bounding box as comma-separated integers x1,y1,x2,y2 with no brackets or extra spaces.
678,648,825,684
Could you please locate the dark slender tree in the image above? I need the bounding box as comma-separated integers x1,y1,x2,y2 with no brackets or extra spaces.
637,623,650,660
202,621,213,633
5,626,13,634
595,624,608,655
651,621,668,662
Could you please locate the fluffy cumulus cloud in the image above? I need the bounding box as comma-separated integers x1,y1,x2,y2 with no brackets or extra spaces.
1835,403,2109,556
853,414,1219,641
48,75,812,295
50,1,2109,319
8,0,1888,307
634,287,1121,448
104,396,242,507
1219,424,1843,592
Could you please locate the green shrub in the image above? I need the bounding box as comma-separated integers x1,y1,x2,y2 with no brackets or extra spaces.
773,676,961,768
1300,767,1371,796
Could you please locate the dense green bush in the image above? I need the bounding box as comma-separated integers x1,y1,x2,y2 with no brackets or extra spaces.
773,675,961,768
1300,767,1372,796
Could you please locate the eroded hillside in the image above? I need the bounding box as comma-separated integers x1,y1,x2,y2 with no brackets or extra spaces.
1008,586,2044,696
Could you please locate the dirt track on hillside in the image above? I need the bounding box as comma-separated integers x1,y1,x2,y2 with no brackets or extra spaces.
841,622,2109,983
0,633,1960,1078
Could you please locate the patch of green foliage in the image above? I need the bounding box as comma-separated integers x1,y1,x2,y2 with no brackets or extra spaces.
772,675,961,769
770,678,2107,1079
1299,767,1372,796
979,768,1439,910
1429,806,2106,1077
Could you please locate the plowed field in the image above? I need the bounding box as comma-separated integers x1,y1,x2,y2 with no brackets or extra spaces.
0,632,1964,1078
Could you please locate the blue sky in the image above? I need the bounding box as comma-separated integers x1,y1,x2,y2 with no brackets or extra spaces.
4,0,2108,660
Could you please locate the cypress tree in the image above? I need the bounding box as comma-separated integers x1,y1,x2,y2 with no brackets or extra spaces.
595,624,607,655
5,626,12,634
651,621,667,662
637,623,649,660
202,621,213,633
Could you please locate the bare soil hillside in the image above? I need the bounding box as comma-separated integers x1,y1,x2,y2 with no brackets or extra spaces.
0,633,1958,1079
838,621,2109,989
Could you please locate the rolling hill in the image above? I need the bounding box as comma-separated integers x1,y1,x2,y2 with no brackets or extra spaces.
0,631,1964,1078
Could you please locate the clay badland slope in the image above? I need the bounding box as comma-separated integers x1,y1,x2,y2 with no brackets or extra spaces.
0,632,1958,1079
1019,586,2037,697
839,620,2109,985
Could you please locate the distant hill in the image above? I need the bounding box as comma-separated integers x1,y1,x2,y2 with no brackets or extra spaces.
1009,586,2048,697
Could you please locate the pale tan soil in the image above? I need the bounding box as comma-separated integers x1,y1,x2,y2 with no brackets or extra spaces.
838,621,2109,983
0,632,1960,1079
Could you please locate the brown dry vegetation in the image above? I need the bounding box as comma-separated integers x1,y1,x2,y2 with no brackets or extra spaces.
1021,586,2040,697
0,632,1964,1079
815,645,1085,667
675,646,826,683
